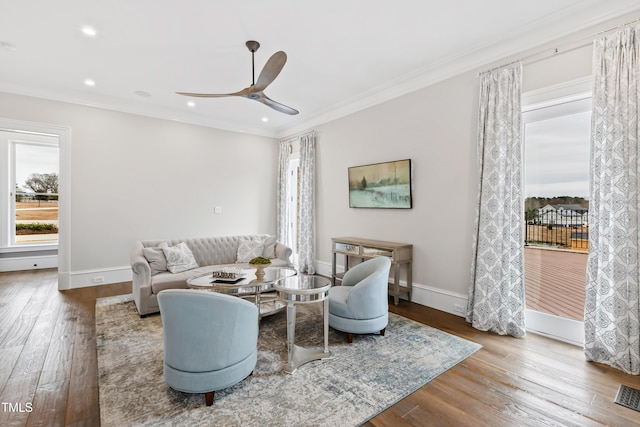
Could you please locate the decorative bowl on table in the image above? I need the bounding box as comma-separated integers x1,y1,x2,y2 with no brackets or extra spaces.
249,257,271,280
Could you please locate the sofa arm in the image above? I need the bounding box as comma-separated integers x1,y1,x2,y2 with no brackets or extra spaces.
274,242,293,265
131,241,152,315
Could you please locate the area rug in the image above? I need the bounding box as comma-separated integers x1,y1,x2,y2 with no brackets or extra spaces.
96,294,481,426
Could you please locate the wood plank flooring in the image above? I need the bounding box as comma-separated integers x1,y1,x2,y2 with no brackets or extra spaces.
2,268,640,426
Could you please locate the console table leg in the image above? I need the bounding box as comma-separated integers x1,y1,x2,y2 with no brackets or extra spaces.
394,263,400,305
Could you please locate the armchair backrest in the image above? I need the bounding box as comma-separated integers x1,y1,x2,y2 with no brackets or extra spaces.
158,289,258,372
343,257,391,319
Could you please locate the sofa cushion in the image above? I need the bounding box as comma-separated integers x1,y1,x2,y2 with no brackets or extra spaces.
143,246,168,276
261,235,277,258
162,242,199,273
236,237,265,263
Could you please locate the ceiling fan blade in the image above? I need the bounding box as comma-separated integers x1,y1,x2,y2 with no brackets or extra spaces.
253,93,299,115
176,87,252,98
252,51,287,92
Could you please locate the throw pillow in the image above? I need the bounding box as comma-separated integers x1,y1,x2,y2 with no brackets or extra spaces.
142,246,168,276
162,242,199,274
236,237,265,263
261,235,277,259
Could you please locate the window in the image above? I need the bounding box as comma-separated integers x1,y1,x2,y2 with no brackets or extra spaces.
287,156,300,264
0,131,59,249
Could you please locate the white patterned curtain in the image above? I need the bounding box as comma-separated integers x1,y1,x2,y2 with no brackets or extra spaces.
466,62,526,338
298,131,316,274
584,25,640,374
276,140,292,249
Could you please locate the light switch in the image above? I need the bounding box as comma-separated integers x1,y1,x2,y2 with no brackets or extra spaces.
214,206,222,214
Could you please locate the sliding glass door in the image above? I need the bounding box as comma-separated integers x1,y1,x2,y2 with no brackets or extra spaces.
523,89,591,345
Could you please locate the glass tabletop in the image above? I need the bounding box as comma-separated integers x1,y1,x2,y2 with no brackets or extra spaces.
187,267,296,290
274,275,332,295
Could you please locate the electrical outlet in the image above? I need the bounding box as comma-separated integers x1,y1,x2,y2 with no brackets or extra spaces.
214,206,222,214
453,304,465,314
92,276,105,284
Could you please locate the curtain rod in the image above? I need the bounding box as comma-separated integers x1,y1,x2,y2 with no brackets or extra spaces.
479,16,640,75
280,129,315,143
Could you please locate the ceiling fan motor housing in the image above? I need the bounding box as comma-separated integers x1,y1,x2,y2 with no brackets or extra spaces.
246,40,260,52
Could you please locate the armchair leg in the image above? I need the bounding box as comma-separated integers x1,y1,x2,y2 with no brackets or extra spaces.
380,328,386,336
347,333,353,343
205,391,215,406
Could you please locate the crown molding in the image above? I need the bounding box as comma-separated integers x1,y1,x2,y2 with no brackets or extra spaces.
276,5,640,138
0,84,280,139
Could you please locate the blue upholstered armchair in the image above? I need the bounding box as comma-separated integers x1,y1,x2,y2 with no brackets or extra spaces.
157,289,258,406
328,256,392,343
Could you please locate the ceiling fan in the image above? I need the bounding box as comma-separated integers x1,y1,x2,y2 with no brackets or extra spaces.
176,41,299,115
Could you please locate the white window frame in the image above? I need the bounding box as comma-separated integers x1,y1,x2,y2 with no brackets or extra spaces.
0,118,70,289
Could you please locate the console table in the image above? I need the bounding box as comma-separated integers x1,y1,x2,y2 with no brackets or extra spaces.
331,237,413,305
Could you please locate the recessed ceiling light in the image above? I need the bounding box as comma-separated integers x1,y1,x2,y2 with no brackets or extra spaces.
0,41,16,52
81,26,97,37
187,101,195,108
84,78,96,87
261,117,269,123
134,90,151,98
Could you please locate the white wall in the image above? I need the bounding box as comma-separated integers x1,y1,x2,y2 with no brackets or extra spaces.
314,71,479,304
0,93,278,288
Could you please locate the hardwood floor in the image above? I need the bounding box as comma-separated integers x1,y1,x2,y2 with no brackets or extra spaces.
2,269,640,426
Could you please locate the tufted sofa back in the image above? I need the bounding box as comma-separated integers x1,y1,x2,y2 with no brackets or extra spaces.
140,234,269,267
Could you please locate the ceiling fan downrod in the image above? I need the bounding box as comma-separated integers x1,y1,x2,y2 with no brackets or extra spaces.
246,40,260,86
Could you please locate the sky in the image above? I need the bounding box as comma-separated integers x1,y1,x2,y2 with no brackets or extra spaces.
15,143,59,191
524,110,591,199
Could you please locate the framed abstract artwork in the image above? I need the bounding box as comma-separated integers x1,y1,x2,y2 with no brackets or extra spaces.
348,159,412,209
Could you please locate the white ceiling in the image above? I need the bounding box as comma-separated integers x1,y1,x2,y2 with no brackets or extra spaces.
1,1,639,138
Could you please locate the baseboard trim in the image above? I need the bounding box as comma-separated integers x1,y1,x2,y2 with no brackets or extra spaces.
411,283,468,316
65,266,132,290
315,260,468,317
525,309,584,346
0,255,58,272
314,260,334,278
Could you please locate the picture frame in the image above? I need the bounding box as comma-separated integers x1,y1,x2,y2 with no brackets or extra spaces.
348,159,412,209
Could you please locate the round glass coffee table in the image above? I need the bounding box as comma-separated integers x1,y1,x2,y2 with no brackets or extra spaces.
274,275,332,373
187,267,296,318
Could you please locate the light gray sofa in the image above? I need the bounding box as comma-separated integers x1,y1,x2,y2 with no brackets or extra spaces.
130,234,293,316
